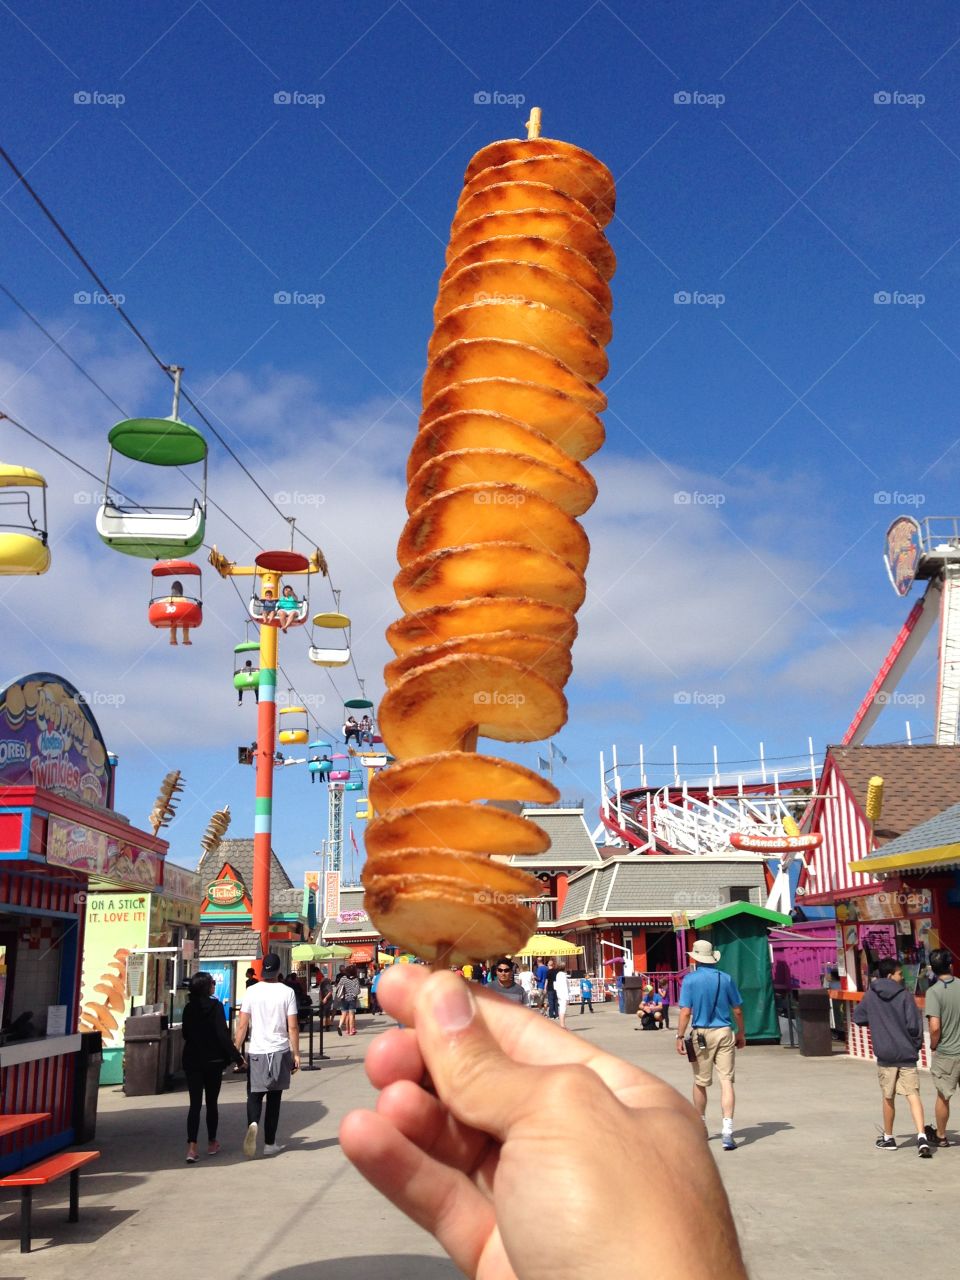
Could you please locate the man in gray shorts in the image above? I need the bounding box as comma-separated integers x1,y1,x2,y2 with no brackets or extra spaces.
235,953,300,1157
924,949,960,1147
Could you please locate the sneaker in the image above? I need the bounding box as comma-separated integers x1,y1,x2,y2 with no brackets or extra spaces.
263,1143,284,1156
925,1124,950,1148
875,1136,897,1150
243,1122,258,1158
721,1131,736,1151
918,1134,933,1158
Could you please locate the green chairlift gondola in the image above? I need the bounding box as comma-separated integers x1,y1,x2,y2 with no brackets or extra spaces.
233,641,260,697
96,369,208,558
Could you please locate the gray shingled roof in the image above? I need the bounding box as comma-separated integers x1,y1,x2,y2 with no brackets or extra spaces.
199,926,263,960
197,839,302,918
559,857,767,923
860,798,960,862
507,809,602,869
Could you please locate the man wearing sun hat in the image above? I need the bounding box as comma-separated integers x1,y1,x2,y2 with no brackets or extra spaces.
675,939,746,1151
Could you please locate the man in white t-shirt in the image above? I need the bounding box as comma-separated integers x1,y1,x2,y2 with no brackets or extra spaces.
235,953,300,1157
517,968,535,1000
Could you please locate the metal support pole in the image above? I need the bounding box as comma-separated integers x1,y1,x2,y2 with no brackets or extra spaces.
253,568,280,968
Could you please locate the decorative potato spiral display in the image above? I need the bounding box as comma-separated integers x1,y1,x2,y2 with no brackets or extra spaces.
364,112,615,965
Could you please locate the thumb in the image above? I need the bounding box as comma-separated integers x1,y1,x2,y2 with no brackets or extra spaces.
415,972,544,1140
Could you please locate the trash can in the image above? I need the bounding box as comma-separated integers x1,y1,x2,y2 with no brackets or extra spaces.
797,988,832,1057
123,1013,169,1095
621,976,645,1016
73,1031,102,1142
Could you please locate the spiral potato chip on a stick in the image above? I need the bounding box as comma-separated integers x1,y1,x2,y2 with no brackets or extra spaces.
364,112,615,965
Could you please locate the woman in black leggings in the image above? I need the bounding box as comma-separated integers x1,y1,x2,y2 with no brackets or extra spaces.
181,972,244,1163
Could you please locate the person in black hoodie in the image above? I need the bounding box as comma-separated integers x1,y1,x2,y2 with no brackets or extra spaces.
853,957,932,1157
182,972,245,1163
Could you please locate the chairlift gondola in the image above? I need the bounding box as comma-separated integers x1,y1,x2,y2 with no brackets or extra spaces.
309,610,351,667
233,640,260,702
278,705,309,745
0,464,50,575
343,696,379,747
96,370,207,558
148,560,202,644
329,752,351,783
308,739,333,783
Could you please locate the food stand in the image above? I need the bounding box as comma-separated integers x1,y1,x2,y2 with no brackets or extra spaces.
0,672,171,1172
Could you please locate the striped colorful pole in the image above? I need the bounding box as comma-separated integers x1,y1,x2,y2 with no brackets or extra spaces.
253,568,280,968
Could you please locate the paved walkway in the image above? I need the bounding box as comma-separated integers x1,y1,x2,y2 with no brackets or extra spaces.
0,1005,953,1277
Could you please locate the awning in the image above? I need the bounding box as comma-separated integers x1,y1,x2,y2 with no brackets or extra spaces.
848,843,960,875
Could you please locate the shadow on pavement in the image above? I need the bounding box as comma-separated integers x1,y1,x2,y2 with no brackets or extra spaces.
267,1256,459,1279
725,1121,794,1147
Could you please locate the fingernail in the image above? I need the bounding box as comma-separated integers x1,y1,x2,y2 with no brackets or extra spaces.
433,978,475,1033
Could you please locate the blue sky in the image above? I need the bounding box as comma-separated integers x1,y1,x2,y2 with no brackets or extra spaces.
2,0,960,884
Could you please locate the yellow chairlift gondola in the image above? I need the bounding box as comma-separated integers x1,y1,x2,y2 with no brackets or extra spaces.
308,610,351,667
0,464,50,575
278,705,309,745
96,368,207,558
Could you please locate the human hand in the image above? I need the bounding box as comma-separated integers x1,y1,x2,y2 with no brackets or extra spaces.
340,966,745,1280
735,1033,746,1050
675,1035,689,1056
292,1051,301,1073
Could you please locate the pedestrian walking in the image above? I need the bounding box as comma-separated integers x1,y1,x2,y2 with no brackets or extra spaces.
517,967,535,1002
545,959,559,1019
182,972,245,1163
490,958,526,1004
675,940,746,1151
234,953,300,1158
923,948,960,1148
555,965,570,1028
579,973,594,1014
852,957,932,1157
369,964,383,1015
336,964,361,1036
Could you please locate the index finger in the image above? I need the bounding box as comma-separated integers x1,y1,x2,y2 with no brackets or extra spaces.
377,965,682,1112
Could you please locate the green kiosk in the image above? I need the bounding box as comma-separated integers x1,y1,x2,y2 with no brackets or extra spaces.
693,903,791,1044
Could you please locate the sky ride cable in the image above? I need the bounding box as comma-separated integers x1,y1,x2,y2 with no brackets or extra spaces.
0,280,265,551
0,143,371,704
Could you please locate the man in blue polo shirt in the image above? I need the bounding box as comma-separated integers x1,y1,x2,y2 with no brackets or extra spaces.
675,939,745,1151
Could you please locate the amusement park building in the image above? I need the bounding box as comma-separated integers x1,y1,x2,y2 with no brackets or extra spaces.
798,744,960,990
500,805,603,923
0,672,180,1172
197,838,308,1007
319,884,380,965
557,854,768,981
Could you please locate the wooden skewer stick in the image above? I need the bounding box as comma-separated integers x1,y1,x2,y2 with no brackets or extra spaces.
525,107,542,140
434,942,454,972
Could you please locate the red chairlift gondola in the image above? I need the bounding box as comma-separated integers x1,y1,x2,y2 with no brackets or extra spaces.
149,559,202,646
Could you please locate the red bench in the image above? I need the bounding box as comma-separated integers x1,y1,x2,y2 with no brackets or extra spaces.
0,1149,100,1253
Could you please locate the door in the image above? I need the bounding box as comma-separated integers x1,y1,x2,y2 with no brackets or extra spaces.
205,963,233,1018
